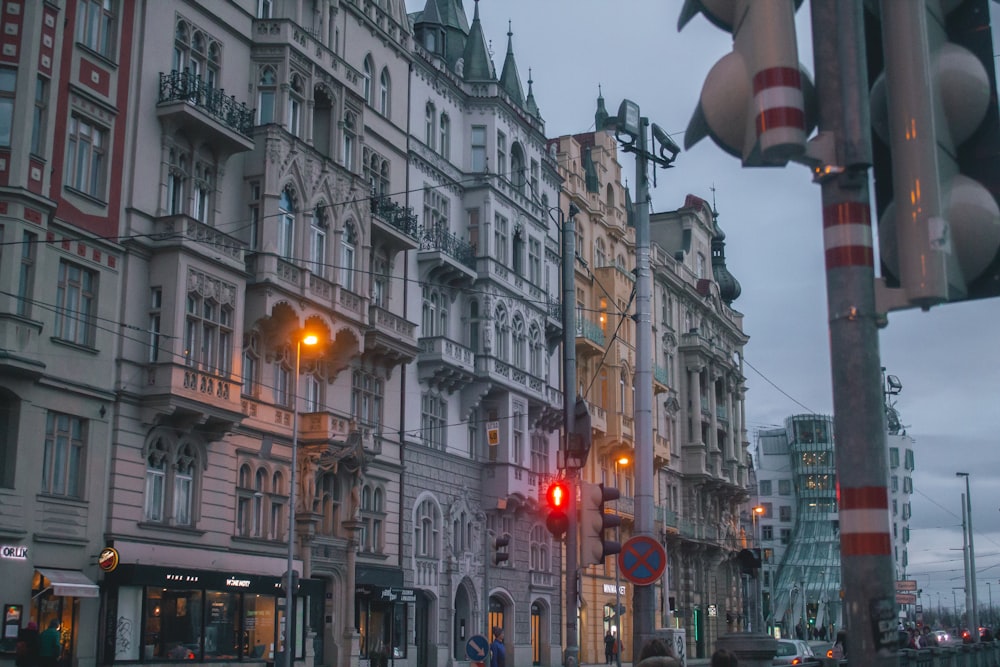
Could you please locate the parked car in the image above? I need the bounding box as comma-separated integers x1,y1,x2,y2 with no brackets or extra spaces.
773,638,821,666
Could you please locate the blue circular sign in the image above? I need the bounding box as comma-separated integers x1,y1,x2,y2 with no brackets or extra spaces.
618,535,666,586
466,634,490,662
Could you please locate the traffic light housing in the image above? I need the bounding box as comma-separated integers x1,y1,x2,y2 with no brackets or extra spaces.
679,0,815,166
545,480,570,539
867,0,1000,312
580,482,621,567
492,533,510,566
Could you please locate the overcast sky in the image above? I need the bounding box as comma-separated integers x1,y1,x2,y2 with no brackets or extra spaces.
405,0,1000,615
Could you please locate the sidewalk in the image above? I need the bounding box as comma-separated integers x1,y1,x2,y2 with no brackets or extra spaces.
582,660,711,667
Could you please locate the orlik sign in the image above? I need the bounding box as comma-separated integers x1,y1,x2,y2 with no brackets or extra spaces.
1,545,27,560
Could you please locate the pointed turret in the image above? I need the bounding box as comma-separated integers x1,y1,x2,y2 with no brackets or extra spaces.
525,68,540,119
462,0,494,82
595,85,610,131
709,196,742,305
498,22,525,105
413,0,444,55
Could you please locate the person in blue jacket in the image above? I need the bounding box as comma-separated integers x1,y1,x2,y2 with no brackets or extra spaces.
490,627,505,667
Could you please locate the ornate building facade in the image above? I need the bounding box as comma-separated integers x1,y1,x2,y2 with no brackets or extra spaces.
403,2,565,666
557,97,753,661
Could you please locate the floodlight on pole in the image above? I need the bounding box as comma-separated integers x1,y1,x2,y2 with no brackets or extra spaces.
284,331,318,667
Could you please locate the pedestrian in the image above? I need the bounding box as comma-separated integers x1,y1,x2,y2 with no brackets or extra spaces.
710,648,738,667
794,621,804,640
635,638,679,667
490,627,505,667
919,626,938,648
833,629,848,658
15,622,40,667
604,631,615,665
38,620,60,667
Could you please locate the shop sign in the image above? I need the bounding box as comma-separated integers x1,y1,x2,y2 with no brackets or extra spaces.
377,587,416,603
0,545,27,560
98,547,119,572
707,604,718,617
603,584,625,594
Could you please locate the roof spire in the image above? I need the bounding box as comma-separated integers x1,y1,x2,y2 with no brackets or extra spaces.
499,20,525,105
462,0,494,82
526,67,540,118
709,189,742,305
596,83,610,131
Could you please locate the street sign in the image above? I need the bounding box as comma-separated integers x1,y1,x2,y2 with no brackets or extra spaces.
896,580,917,592
895,593,917,605
466,635,489,662
617,535,666,586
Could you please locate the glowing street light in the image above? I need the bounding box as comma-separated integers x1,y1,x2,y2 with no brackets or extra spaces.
283,331,318,667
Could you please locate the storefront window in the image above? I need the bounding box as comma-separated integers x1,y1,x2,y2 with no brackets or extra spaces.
357,597,406,665
31,572,78,666
244,595,276,660
145,588,203,660
205,592,240,659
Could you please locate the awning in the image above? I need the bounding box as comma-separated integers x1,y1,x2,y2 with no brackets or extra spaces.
36,568,100,598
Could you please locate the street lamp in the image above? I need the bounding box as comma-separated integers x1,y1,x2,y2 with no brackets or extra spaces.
752,506,765,633
284,331,318,667
613,453,630,667
957,472,979,642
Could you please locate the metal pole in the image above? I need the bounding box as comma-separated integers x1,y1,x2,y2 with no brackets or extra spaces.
962,493,972,634
614,461,622,667
284,339,302,667
959,473,979,641
632,112,656,661
562,204,580,667
810,1,898,664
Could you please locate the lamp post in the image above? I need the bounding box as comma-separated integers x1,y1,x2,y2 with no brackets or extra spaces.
599,96,678,659
284,331,318,667
752,505,765,633
987,581,993,627
613,454,630,667
957,472,979,641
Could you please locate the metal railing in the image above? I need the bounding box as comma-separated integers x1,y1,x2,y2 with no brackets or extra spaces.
419,225,476,268
370,195,419,237
158,70,254,136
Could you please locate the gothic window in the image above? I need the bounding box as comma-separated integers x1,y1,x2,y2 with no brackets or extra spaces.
257,67,276,125
310,204,328,278
512,315,526,369
439,113,450,159
494,304,509,361
414,497,440,558
424,102,436,150
288,74,304,137
379,68,390,115
529,525,550,572
143,431,202,528
340,221,357,291
363,56,373,105
510,142,526,192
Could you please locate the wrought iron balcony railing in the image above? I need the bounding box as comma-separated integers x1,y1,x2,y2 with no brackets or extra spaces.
370,195,419,237
158,70,255,136
419,225,476,268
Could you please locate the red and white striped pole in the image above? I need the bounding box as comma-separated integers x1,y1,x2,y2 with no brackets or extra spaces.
811,2,899,665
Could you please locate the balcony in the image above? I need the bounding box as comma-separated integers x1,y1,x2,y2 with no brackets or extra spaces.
141,362,243,438
474,355,552,405
416,336,475,392
545,298,562,347
586,400,607,434
298,410,352,445
0,314,44,378
653,365,670,394
370,195,419,253
364,305,419,367
418,226,477,288
152,214,246,271
655,506,679,533
156,71,255,158
481,462,537,511
576,318,606,357
654,432,670,467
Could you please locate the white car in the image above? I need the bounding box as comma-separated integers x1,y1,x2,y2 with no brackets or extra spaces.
933,630,961,647
773,639,821,666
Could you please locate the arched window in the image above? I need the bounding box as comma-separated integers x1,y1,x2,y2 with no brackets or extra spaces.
363,56,373,105
341,221,357,291
415,497,439,558
310,204,328,278
530,525,550,571
144,433,201,528
425,102,436,150
422,286,448,337
595,237,607,268
288,73,304,137
606,183,615,211
439,113,450,159
468,299,480,353
529,324,542,378
270,470,285,540
342,110,356,170
252,467,266,537
278,189,295,259
379,68,390,115
510,142,526,192
173,22,189,73
494,305,509,361
619,369,628,412
257,67,276,125
512,315,526,368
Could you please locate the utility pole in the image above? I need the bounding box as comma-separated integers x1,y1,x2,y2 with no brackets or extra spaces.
562,203,581,667
809,2,898,664
958,473,979,641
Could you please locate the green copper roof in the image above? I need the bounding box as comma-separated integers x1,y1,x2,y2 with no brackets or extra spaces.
498,24,524,106
462,0,494,82
525,69,540,119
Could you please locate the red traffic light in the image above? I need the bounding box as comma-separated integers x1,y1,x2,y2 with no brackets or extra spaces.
547,481,568,509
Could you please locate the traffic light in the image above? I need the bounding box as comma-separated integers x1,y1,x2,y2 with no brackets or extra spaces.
867,0,1000,311
492,533,510,566
545,480,570,539
679,0,815,166
579,482,621,567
